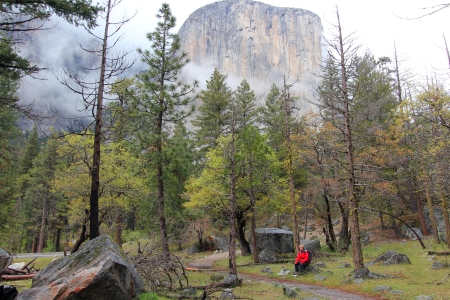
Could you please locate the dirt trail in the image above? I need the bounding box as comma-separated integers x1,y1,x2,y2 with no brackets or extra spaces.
187,252,380,300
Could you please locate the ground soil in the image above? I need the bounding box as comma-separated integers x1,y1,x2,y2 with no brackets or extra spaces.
187,251,381,300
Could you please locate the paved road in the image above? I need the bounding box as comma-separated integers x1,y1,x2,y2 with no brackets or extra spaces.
14,252,69,259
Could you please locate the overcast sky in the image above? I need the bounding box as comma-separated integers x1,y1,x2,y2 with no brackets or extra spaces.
18,0,450,117
116,0,450,78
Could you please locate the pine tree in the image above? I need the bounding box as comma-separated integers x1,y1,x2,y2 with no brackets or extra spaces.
19,126,40,175
234,79,257,132
129,3,197,255
23,136,61,253
192,68,232,153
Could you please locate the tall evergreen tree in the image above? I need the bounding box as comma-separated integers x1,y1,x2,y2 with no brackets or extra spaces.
129,3,197,255
19,126,40,175
23,136,61,253
192,68,232,153
234,79,257,132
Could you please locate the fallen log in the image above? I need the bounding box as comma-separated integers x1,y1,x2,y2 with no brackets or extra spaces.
2,274,35,281
428,251,450,256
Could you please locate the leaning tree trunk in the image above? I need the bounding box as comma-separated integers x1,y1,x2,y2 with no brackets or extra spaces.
236,212,251,256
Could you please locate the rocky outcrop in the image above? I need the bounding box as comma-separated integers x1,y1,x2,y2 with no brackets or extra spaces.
16,235,143,300
178,0,323,108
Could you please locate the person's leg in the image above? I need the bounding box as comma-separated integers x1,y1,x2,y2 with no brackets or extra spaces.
299,262,309,274
294,263,300,273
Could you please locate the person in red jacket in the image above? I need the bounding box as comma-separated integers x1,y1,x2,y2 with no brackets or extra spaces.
294,244,310,275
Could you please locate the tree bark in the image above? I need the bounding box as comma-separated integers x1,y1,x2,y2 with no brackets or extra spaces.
37,193,47,253
336,8,363,270
236,212,251,256
89,0,111,240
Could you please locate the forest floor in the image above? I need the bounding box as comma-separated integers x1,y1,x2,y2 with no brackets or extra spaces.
187,251,380,300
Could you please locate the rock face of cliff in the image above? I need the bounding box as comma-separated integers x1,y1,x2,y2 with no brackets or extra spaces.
178,0,323,107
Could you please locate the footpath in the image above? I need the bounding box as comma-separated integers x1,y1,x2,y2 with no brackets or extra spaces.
187,252,379,300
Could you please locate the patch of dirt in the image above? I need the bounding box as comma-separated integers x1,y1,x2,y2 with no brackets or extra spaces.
187,252,381,300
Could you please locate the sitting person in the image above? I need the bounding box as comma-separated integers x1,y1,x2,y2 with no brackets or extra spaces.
294,244,310,275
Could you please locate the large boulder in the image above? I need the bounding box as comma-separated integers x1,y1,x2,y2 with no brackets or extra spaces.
0,248,11,272
16,235,144,300
423,206,447,241
249,228,294,254
249,228,321,254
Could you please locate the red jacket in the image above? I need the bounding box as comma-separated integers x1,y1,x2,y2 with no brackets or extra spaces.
295,250,310,264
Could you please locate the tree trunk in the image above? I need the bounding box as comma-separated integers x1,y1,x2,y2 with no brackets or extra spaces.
282,75,300,250
416,193,429,236
114,211,123,246
55,227,61,252
236,213,251,256
38,193,47,253
386,200,403,238
337,200,350,251
303,206,308,240
228,102,238,276
422,159,439,242
336,8,364,270
89,0,111,241
248,158,259,263
323,193,336,248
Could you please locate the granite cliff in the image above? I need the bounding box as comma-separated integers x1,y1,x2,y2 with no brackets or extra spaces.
178,0,323,108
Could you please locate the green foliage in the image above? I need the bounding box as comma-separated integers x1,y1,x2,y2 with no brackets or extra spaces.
233,78,257,132
192,68,232,152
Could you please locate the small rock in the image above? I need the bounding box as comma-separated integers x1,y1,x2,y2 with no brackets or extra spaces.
315,262,326,268
223,274,240,287
354,278,365,284
277,267,291,276
314,275,326,281
415,296,433,300
325,270,334,275
353,267,388,279
261,267,273,274
282,284,299,298
431,261,445,270
339,262,351,268
271,282,280,287
219,288,234,300
373,286,392,292
390,290,405,295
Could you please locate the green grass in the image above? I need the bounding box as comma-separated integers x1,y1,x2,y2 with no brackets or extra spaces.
9,236,450,300
225,237,450,300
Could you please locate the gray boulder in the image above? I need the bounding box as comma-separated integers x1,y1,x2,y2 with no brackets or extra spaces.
248,228,320,255
301,239,320,253
16,235,143,300
424,206,446,241
249,228,294,254
365,251,411,266
405,227,423,239
0,248,11,272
